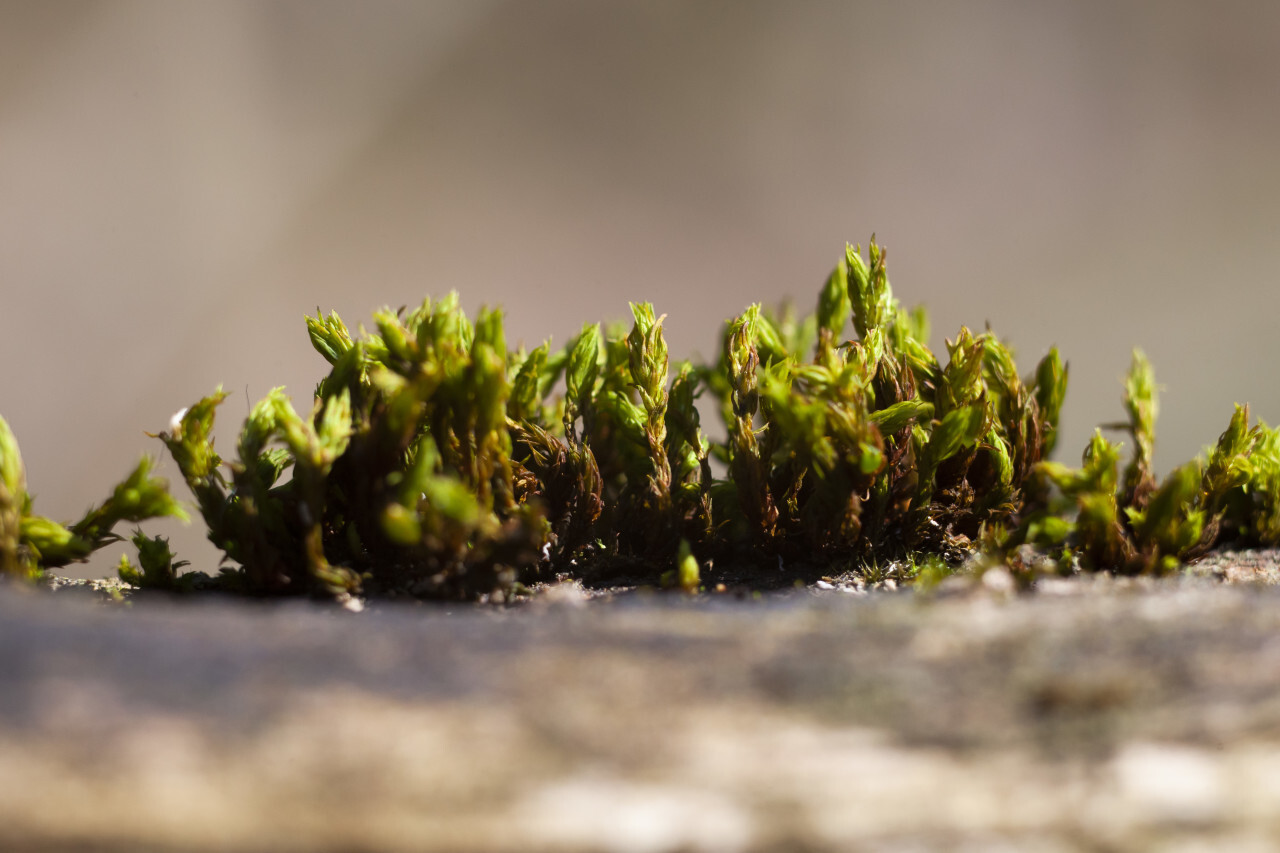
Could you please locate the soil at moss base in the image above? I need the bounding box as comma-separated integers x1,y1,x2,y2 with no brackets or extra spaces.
6,551,1280,852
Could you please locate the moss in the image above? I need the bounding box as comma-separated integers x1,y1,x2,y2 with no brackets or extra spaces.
0,415,185,581
3,237,1278,599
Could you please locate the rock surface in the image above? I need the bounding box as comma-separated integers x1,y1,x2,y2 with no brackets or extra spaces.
4,559,1280,851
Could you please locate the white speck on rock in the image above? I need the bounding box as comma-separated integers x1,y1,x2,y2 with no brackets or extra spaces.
1035,578,1078,596
982,567,1015,594
1113,742,1224,824
516,775,753,853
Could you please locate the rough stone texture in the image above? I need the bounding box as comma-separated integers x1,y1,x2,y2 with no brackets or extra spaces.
4,561,1280,852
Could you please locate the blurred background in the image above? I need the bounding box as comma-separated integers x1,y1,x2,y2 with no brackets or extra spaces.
3,0,1279,578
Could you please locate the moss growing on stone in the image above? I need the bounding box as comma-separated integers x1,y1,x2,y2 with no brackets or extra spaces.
3,238,1278,599
0,415,185,581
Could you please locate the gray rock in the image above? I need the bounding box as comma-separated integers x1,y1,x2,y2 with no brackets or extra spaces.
4,565,1280,851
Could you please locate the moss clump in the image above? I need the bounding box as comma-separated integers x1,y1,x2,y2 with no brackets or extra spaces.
0,415,185,581
1016,355,1280,576
3,237,1278,599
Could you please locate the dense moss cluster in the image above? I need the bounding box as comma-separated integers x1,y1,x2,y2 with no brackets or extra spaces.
3,239,1279,599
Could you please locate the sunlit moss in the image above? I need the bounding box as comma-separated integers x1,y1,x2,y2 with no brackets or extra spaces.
4,238,1278,598
0,415,185,581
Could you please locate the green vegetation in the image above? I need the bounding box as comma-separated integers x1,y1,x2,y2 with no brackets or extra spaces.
0,415,185,581
2,238,1279,600
1019,362,1280,576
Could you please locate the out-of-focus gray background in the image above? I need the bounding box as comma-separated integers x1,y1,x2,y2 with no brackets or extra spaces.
3,0,1278,578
